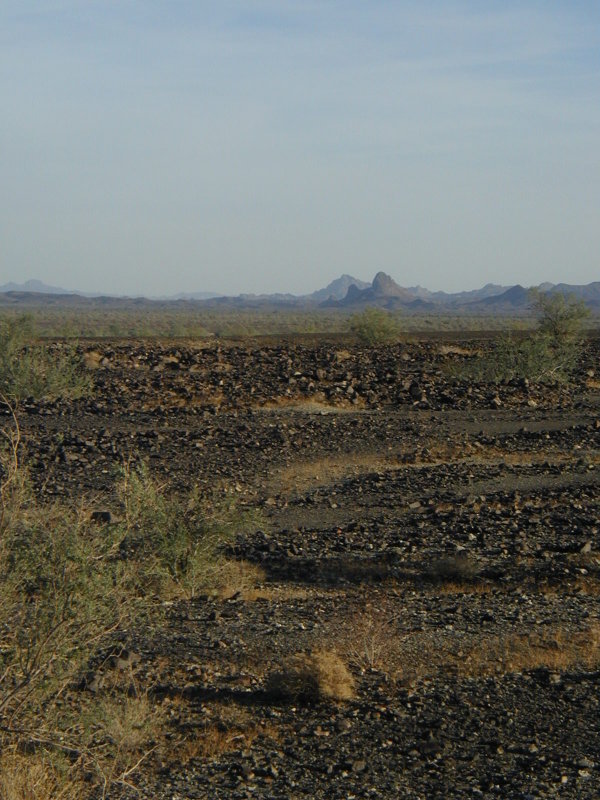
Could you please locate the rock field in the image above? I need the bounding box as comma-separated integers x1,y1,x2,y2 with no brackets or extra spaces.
13,337,600,798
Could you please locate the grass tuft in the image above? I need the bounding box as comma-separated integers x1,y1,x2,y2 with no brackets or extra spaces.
265,649,355,703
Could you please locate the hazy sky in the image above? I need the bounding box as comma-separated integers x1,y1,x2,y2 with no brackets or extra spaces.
2,1,599,296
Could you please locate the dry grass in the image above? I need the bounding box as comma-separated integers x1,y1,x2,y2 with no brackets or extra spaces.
268,441,599,499
340,624,600,684
438,344,479,356
270,453,400,495
172,706,279,765
265,649,355,703
165,559,266,600
214,560,266,599
459,625,600,676
334,603,600,684
241,585,315,602
341,610,396,672
434,580,494,595
177,727,250,763
0,753,87,800
258,398,360,413
573,574,600,595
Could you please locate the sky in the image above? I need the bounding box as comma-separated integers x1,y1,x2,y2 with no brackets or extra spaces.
1,1,599,297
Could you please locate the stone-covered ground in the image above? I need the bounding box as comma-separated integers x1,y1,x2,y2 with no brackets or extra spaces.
13,336,600,798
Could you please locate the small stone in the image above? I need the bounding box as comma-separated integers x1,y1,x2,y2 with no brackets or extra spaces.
91,510,112,524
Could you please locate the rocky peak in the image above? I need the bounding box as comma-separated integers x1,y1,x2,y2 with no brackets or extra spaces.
372,272,406,297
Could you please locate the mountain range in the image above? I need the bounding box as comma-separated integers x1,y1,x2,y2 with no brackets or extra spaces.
1,274,599,314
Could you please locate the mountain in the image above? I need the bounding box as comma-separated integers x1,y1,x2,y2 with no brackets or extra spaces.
164,291,220,301
307,274,370,304
466,283,600,313
475,284,531,309
0,279,73,294
1,274,598,314
321,272,415,309
548,282,600,304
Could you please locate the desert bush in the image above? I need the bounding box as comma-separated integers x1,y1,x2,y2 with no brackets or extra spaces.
456,332,580,384
116,463,262,599
530,288,591,339
0,480,139,737
452,291,590,385
0,315,91,400
341,610,395,672
265,649,355,703
443,288,592,385
349,307,401,345
0,419,262,794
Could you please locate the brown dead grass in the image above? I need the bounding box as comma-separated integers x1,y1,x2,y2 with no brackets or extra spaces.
335,602,600,684
172,706,280,765
343,623,600,683
268,442,599,498
271,453,400,495
573,574,600,595
460,625,600,676
241,585,315,602
213,560,267,599
265,649,355,703
434,580,494,595
438,345,479,356
0,753,87,800
258,398,360,413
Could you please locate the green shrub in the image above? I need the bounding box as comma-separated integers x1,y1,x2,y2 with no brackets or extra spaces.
0,315,92,400
349,307,401,344
456,332,582,384
0,423,261,794
530,288,591,339
116,463,260,599
451,291,590,385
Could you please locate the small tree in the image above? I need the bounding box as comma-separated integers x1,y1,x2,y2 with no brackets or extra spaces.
349,307,401,345
453,291,591,385
530,289,590,340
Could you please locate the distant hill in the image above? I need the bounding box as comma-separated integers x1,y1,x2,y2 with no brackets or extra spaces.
475,284,531,309
164,291,220,301
307,274,370,304
321,272,415,309
549,282,600,303
0,279,73,295
1,274,598,315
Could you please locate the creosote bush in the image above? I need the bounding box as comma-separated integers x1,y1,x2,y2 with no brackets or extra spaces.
0,314,91,401
530,288,591,339
0,414,260,796
349,307,401,345
452,291,591,385
116,462,264,599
